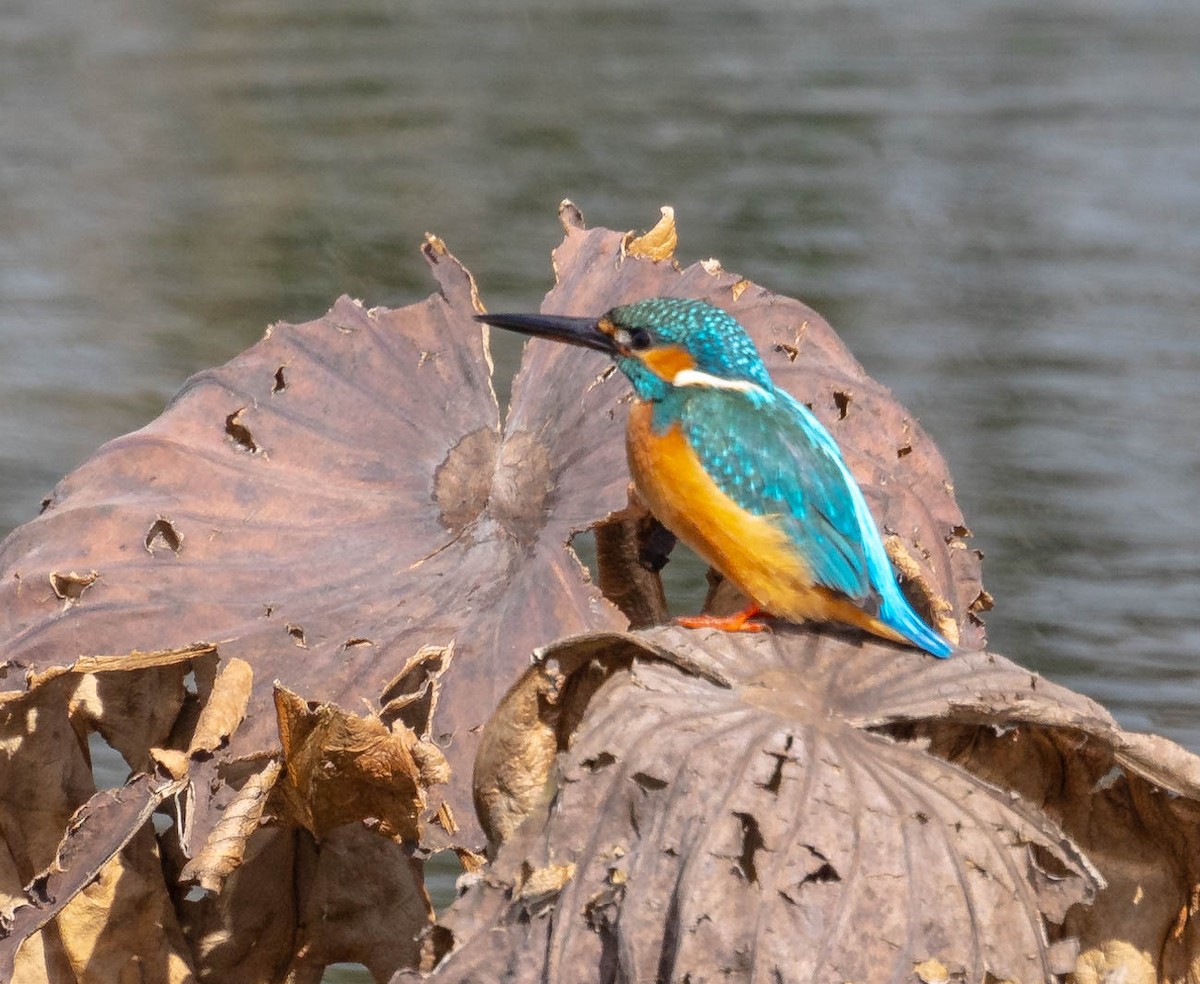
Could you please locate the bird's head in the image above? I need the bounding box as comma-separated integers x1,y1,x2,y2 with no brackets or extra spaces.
477,297,772,402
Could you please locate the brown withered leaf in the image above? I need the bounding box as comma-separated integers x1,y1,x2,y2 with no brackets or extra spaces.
187,657,253,758
1,642,214,701
0,677,95,982
166,823,298,983
0,233,634,857
0,643,243,978
424,625,1200,983
180,759,281,893
623,205,679,262
0,770,189,982
168,814,431,984
286,825,430,982
273,684,448,843
1,668,197,983
1072,940,1157,984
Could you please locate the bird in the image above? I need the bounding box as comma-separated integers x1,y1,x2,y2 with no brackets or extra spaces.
476,297,953,658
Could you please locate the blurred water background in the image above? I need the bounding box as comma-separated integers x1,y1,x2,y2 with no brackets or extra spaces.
2,1,1198,976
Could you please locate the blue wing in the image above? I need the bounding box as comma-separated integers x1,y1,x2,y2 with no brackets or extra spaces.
676,387,879,607
674,385,953,657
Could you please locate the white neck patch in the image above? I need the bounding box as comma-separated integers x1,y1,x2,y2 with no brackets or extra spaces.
671,368,766,395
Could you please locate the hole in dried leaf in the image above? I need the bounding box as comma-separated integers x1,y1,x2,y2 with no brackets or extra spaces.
421,925,456,974
832,390,851,420
582,751,617,772
800,861,840,886
224,409,261,454
569,529,600,585
662,551,720,619
379,643,453,736
272,366,287,394
638,519,677,574
897,444,913,458
589,511,673,629
778,847,842,904
49,569,99,608
948,524,973,540
87,730,126,791
733,812,764,884
324,964,371,982
774,342,800,362
27,873,52,906
632,771,668,792
427,849,467,913
969,590,994,614
286,624,307,648
144,517,183,555
431,801,459,837
1029,843,1073,882
761,734,794,794
584,885,623,937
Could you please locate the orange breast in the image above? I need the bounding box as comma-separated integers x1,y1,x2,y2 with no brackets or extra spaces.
626,402,812,618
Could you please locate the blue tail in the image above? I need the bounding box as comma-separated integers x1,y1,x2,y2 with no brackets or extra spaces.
771,391,955,659
878,587,953,658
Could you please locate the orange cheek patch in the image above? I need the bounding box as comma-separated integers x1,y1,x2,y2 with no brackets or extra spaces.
640,345,695,380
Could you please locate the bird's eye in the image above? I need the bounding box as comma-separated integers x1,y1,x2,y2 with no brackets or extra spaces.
628,328,652,350
612,326,653,351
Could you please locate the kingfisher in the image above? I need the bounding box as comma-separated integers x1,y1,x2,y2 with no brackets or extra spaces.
477,298,953,658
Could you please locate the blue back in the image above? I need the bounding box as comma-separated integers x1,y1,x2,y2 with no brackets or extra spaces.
657,383,875,606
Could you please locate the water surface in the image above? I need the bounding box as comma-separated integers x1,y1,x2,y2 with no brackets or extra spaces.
2,0,1197,862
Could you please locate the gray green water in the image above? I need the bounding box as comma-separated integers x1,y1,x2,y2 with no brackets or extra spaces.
4,3,1199,978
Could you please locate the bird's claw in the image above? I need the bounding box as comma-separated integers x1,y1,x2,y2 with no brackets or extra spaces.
674,605,769,633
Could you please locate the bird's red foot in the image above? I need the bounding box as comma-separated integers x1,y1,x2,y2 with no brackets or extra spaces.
674,603,769,633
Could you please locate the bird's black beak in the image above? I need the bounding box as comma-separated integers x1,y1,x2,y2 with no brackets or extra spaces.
474,312,617,355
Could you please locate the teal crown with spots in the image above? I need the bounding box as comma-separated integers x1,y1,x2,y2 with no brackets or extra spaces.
609,298,773,391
